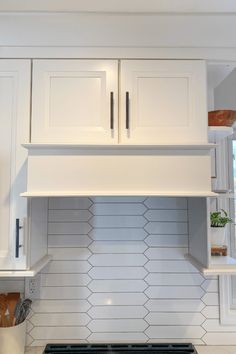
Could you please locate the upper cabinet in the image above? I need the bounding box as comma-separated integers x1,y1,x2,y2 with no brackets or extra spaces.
0,60,50,276
31,59,208,145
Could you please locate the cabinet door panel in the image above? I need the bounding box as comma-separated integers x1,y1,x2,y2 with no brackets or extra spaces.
120,60,208,144
0,60,30,269
31,60,118,144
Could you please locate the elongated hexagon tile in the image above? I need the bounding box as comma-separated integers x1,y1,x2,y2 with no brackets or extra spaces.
30,326,91,340
90,197,146,203
144,197,187,209
30,313,91,326
145,273,204,286
43,260,92,274
48,222,92,235
201,279,218,292
145,222,187,235
88,306,148,319
147,339,205,345
145,325,205,339
88,319,148,332
89,254,148,267
145,299,205,312
145,260,198,273
88,280,148,292
145,235,188,247
145,286,204,299
88,293,148,306
48,209,92,222
144,247,187,260
89,267,148,280
145,312,205,326
201,293,219,306
90,215,147,228
89,228,148,241
201,306,219,319
41,273,91,287
89,241,147,254
90,203,146,215
145,210,187,222
49,197,92,210
32,300,91,313
40,286,91,300
202,333,236,345
48,235,92,248
48,247,92,260
202,319,236,332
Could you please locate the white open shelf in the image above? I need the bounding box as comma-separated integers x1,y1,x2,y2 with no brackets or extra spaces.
187,254,236,275
0,255,52,277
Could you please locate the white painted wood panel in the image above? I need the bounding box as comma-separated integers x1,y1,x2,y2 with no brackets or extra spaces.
31,60,118,144
120,60,207,144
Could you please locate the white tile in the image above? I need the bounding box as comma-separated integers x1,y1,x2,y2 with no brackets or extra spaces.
88,293,148,306
88,319,148,332
40,286,91,299
145,325,205,339
30,313,90,326
145,286,204,299
26,320,34,332
144,197,187,209
145,247,187,260
48,235,92,247
147,339,205,345
89,228,148,241
41,274,91,287
90,215,147,228
201,279,218,292
145,273,204,286
42,261,92,274
145,312,205,325
89,254,148,266
88,306,148,319
32,300,91,313
30,340,87,347
145,210,187,222
48,222,92,234
145,235,188,247
145,222,187,235
26,334,34,346
91,197,146,203
90,203,146,215
201,306,219,319
145,260,198,273
88,332,148,342
0,279,25,292
48,247,92,260
49,209,92,222
30,326,90,340
145,299,205,312
203,333,236,345
89,241,147,254
49,197,92,209
88,280,147,292
89,267,148,279
202,319,236,332
201,293,219,306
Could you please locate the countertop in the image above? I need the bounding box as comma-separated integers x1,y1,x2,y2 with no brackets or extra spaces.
25,347,236,354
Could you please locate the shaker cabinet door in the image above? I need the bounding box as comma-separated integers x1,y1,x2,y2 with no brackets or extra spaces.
0,60,30,269
31,60,118,144
120,60,208,144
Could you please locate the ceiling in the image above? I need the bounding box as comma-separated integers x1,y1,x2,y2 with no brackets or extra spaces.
1,0,236,13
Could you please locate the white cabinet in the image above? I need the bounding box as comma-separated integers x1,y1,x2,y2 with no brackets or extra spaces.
31,60,118,144
0,60,50,275
31,59,208,145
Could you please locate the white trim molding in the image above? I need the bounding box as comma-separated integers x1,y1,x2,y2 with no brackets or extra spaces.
220,275,236,325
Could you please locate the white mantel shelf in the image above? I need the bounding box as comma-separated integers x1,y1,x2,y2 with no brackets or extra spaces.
22,143,216,150
187,254,236,275
21,191,218,198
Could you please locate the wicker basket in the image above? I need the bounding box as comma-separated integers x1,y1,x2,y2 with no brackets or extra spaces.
208,110,236,127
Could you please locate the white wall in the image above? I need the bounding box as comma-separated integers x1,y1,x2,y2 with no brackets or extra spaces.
214,69,236,110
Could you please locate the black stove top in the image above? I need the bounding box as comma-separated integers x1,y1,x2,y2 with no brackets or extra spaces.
43,343,198,354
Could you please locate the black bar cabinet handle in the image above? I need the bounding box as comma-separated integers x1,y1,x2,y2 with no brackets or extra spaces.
110,92,114,130
15,218,22,258
126,91,130,130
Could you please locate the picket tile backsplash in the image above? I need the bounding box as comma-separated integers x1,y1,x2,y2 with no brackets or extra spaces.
3,196,236,346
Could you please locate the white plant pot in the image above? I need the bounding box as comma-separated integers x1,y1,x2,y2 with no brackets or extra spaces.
210,226,226,246
0,321,26,354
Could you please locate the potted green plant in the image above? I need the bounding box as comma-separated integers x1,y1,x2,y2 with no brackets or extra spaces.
210,209,232,256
